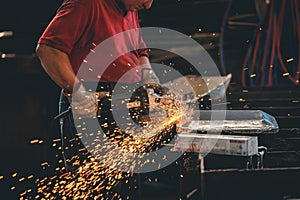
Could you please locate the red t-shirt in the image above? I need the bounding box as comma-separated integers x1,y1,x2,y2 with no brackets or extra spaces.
38,0,148,83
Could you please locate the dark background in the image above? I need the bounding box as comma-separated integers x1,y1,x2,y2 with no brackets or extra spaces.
2,0,297,199
0,0,62,199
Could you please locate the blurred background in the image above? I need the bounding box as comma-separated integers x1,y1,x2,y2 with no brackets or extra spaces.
0,0,300,199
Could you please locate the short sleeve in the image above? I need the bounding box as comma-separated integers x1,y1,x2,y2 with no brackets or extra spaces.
38,0,90,55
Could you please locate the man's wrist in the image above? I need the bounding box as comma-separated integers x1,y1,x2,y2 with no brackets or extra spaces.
62,81,83,97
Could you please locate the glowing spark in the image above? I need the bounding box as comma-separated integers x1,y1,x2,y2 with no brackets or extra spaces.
41,162,50,169
283,73,290,77
239,98,246,102
27,175,34,180
30,139,42,144
19,177,25,182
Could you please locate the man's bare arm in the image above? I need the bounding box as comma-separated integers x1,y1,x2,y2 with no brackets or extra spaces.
36,44,79,93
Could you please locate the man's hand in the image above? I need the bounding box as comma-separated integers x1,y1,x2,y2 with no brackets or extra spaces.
141,67,160,85
66,84,108,119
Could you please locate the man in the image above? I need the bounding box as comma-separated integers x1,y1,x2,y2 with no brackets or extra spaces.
36,0,159,170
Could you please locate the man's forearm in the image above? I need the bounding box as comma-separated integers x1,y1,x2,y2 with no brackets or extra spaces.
36,44,79,93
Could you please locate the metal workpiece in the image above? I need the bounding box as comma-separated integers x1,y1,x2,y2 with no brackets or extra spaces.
161,74,232,103
174,133,258,156
178,110,279,134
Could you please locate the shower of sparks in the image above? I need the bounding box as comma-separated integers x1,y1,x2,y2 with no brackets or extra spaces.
20,88,191,199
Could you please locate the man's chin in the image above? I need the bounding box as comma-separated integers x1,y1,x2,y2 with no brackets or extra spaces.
129,8,140,12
